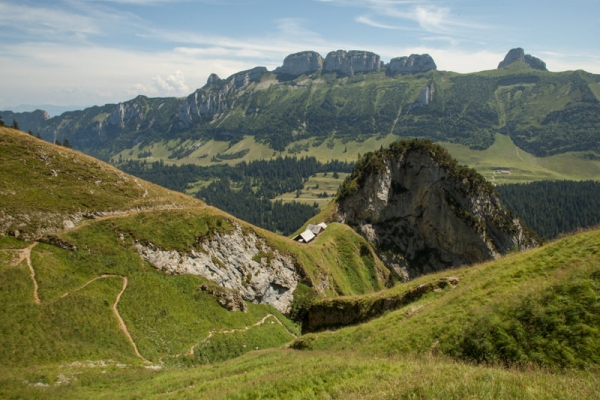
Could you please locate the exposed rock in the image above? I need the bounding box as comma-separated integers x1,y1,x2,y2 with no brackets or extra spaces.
275,51,323,77
498,48,547,71
408,83,435,111
134,223,299,313
176,67,267,127
388,54,437,75
200,284,248,312
107,102,143,128
300,276,459,333
232,67,268,88
206,73,221,86
323,50,381,76
337,141,537,279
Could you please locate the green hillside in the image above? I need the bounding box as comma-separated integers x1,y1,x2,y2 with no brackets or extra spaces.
0,127,391,374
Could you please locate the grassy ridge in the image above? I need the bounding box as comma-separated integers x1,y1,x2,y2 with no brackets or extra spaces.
294,228,600,368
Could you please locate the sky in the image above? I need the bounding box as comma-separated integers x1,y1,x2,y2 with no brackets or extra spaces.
1,0,599,113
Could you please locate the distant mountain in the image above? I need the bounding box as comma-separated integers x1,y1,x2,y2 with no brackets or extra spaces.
2,48,599,163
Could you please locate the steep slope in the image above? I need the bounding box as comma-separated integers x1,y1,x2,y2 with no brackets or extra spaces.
0,127,390,368
295,227,600,369
336,139,537,279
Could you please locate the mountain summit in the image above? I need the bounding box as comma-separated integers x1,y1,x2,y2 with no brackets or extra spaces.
498,48,547,70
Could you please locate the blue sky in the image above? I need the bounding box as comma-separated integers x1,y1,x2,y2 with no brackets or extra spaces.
1,0,599,112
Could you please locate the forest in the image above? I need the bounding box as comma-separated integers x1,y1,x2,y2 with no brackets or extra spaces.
119,156,354,235
498,180,600,239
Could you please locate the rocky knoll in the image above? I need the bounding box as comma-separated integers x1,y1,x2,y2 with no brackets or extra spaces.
498,48,547,71
336,140,537,279
323,50,382,76
275,51,323,77
387,54,437,75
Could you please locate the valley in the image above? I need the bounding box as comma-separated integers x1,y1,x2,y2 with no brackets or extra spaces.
1,46,600,399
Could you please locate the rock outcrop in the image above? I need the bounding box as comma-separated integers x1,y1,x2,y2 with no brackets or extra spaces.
176,67,267,128
107,102,143,128
408,82,435,110
498,48,547,71
336,140,537,279
275,51,323,77
200,283,248,312
300,277,459,334
388,54,437,75
135,223,299,313
323,50,382,76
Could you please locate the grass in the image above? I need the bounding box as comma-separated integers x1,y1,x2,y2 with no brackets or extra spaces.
1,350,599,399
294,228,600,369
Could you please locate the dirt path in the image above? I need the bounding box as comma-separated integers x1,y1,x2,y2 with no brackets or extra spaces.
12,244,151,364
160,313,297,364
21,242,41,305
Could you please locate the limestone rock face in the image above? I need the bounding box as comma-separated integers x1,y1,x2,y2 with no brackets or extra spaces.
388,54,437,75
275,51,323,77
107,102,143,128
134,223,299,313
323,50,381,76
337,143,536,279
176,67,267,127
498,48,547,71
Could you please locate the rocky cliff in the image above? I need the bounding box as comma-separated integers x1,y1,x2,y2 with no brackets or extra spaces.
176,66,267,128
498,48,547,71
387,54,437,75
323,50,382,76
336,140,537,279
275,51,323,77
135,222,299,313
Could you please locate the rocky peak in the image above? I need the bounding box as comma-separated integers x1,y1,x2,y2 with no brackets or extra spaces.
206,73,221,86
275,51,323,77
388,54,437,75
336,140,537,280
106,102,143,127
323,50,381,76
498,48,547,71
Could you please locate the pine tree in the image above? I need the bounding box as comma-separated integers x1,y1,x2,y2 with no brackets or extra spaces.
11,119,19,131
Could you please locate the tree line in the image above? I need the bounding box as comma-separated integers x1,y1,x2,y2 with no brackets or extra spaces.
498,180,600,239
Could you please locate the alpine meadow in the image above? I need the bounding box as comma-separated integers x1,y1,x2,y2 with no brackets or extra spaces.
2,10,600,396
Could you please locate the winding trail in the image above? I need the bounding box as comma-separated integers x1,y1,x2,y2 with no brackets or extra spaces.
9,243,151,363
159,313,297,364
5,209,297,366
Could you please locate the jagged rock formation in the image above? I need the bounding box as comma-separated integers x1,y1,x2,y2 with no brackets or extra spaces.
107,102,143,128
323,50,382,76
336,140,537,279
275,51,323,77
176,66,267,128
388,54,437,75
498,48,547,71
134,223,299,313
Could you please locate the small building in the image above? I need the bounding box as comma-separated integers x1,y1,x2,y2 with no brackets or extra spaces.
293,222,328,243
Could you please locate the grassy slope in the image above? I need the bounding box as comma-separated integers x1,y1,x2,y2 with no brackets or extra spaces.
0,127,390,372
2,227,600,397
295,228,600,368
